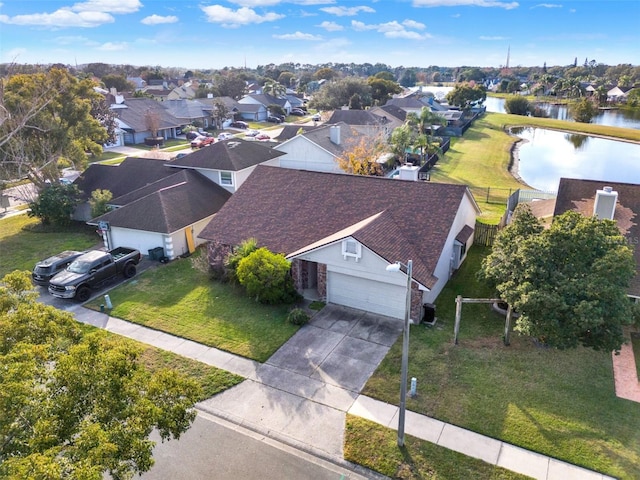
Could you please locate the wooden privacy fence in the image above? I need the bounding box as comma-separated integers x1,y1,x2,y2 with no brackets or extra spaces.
474,221,500,246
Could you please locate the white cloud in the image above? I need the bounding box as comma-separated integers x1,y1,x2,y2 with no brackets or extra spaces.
97,41,127,51
227,0,283,6
532,3,562,8
71,0,142,14
412,0,519,9
317,20,343,31
351,20,429,39
0,0,141,28
320,5,375,16
201,5,284,27
403,19,425,30
141,14,178,25
0,10,114,28
273,31,323,40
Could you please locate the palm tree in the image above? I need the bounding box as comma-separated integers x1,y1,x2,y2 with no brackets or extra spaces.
406,107,446,137
262,80,286,98
389,125,413,165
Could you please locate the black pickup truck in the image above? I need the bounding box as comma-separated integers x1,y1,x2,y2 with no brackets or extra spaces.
48,247,141,302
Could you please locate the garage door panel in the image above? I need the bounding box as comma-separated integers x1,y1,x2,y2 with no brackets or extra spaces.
328,272,405,319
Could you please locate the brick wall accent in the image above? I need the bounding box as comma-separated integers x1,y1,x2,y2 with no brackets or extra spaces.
290,259,303,291
410,282,423,322
317,263,327,300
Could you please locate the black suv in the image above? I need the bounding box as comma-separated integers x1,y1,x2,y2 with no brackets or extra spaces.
230,121,249,129
267,115,282,123
32,250,84,286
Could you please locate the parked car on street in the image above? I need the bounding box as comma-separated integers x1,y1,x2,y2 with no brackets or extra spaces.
32,250,84,286
245,129,260,137
255,133,271,141
230,121,249,129
291,109,305,116
191,136,216,148
312,113,321,121
185,131,200,140
217,132,235,141
267,115,282,123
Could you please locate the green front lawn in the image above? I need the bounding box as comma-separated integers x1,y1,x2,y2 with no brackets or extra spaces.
0,215,99,277
356,246,640,479
86,254,299,362
345,416,531,480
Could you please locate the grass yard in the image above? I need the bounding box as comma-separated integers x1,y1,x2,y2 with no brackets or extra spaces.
86,255,299,362
357,246,640,480
345,416,531,480
0,215,99,277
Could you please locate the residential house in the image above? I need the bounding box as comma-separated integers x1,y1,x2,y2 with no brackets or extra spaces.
273,122,363,173
235,102,268,122
199,165,480,321
72,157,176,221
607,86,633,103
167,80,199,100
553,177,640,299
325,109,402,138
163,99,213,130
110,97,182,145
167,138,285,193
239,93,292,116
89,169,231,260
273,124,323,142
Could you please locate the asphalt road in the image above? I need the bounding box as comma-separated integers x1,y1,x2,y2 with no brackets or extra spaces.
140,412,373,480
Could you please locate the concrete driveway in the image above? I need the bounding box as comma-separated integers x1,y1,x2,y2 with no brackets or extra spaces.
266,305,403,392
197,305,403,459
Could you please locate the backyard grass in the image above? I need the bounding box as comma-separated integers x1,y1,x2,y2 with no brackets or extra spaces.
0,214,99,277
345,416,531,480
355,246,640,479
85,254,300,362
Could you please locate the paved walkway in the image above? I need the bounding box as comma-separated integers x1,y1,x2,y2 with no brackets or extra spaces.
71,305,615,480
612,332,640,402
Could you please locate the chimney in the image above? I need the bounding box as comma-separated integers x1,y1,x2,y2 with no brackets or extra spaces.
330,125,341,145
593,186,618,220
109,87,117,96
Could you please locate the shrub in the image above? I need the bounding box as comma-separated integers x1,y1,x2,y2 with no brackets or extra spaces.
504,96,531,116
225,238,258,284
236,247,298,304
28,183,80,226
287,308,310,326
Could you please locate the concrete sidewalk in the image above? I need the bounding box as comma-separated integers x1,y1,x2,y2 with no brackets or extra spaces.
72,306,615,480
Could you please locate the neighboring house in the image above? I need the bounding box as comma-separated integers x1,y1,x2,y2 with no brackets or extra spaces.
369,104,408,124
236,102,268,122
110,97,182,145
72,157,176,221
199,165,480,321
325,109,400,138
167,138,285,193
167,80,199,100
553,177,640,299
126,76,146,91
163,99,212,129
89,169,231,260
607,86,633,103
274,122,363,173
239,93,292,115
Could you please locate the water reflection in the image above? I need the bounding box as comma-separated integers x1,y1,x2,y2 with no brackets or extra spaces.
564,133,589,150
509,127,640,191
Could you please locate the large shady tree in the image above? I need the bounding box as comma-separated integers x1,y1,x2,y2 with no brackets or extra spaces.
0,271,200,480
479,205,637,352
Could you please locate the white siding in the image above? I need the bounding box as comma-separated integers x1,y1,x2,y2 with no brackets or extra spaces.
422,193,478,304
292,239,406,319
275,137,342,173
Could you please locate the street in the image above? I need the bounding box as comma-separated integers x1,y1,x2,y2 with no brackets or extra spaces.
141,412,374,480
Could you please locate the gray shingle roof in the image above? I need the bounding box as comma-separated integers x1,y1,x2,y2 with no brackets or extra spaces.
199,165,474,289
553,177,640,297
167,138,285,172
91,170,230,234
74,157,177,201
274,125,323,142
326,110,389,126
285,122,362,158
113,98,182,132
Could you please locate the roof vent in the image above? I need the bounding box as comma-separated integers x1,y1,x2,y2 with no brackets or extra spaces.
593,187,618,220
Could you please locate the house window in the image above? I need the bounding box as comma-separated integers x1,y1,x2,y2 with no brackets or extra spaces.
220,171,233,186
342,239,362,261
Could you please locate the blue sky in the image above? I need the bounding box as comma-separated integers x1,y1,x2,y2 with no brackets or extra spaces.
1,0,638,70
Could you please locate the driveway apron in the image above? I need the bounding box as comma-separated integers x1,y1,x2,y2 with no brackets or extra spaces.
197,305,403,459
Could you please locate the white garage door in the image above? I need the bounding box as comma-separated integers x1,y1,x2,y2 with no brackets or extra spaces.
327,272,406,319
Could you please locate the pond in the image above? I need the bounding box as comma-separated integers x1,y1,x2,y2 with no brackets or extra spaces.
510,127,640,191
485,96,640,130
